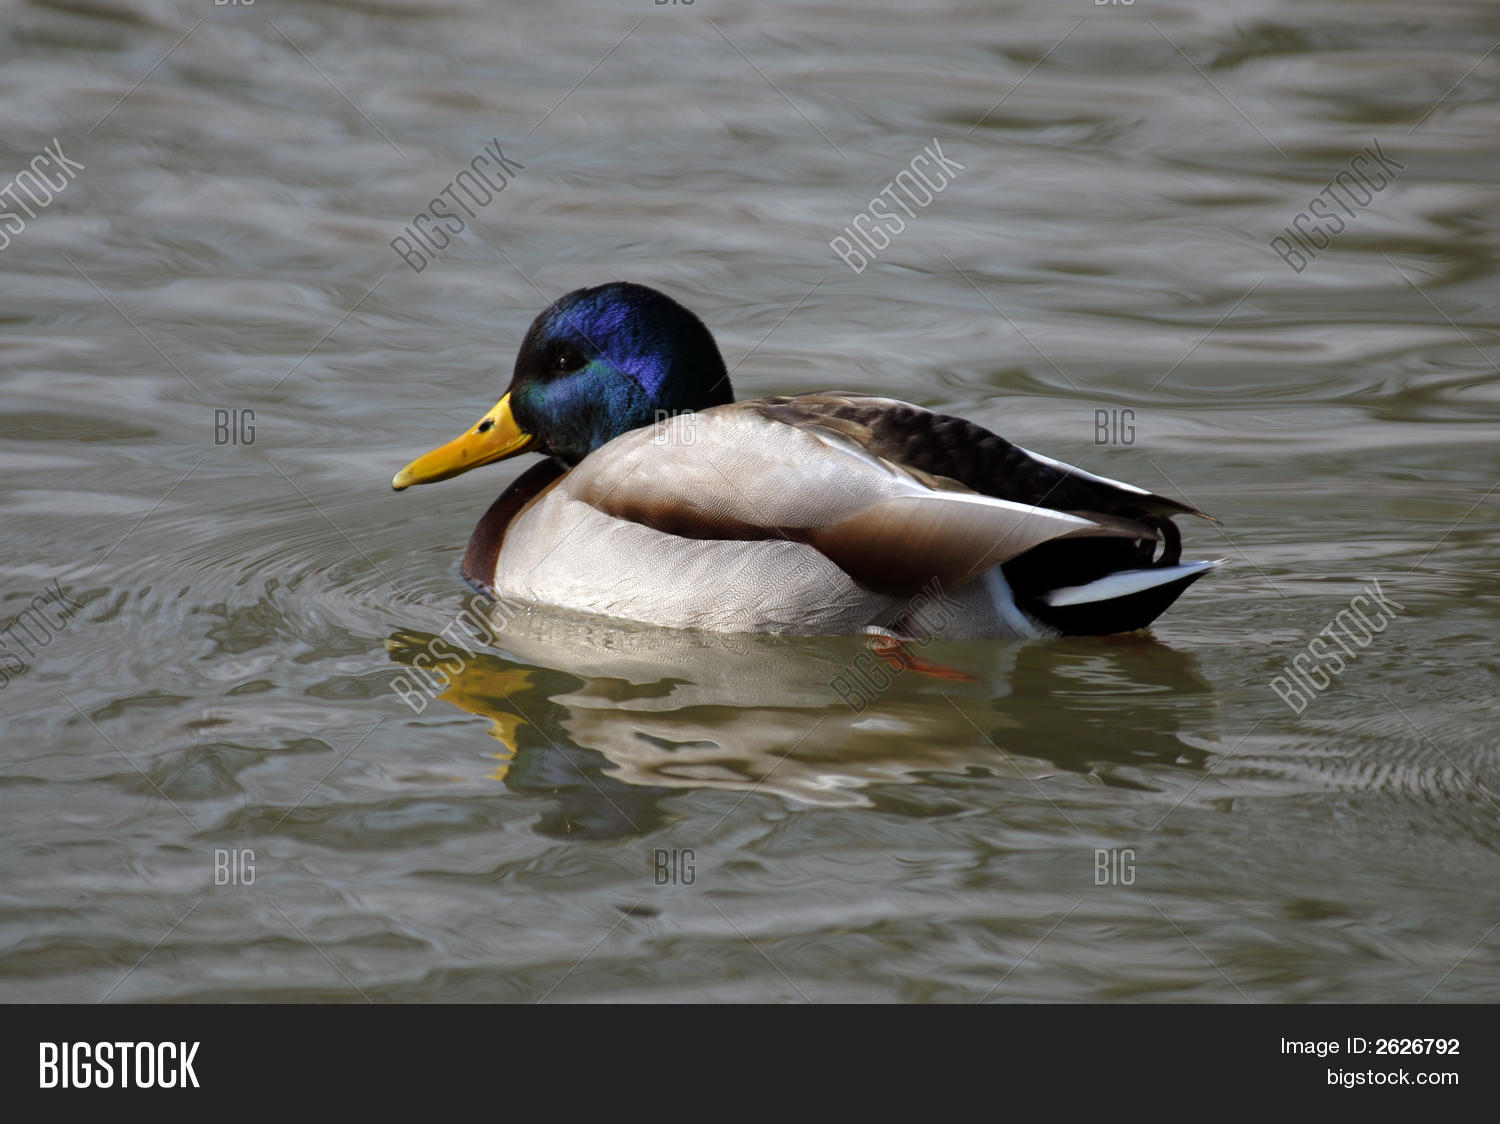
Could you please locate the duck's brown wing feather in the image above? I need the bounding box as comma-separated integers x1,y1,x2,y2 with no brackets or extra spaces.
751,393,1213,632
751,393,1201,522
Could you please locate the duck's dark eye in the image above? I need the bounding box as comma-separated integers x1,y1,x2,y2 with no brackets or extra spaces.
553,350,585,373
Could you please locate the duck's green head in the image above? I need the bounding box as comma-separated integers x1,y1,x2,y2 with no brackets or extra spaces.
392,282,731,489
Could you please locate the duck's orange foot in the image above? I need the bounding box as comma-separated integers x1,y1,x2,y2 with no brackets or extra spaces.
867,629,979,683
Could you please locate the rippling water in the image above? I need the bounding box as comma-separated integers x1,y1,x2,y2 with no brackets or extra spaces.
3,0,1498,1002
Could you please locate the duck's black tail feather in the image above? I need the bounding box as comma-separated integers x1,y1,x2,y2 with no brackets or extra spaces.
997,492,1220,636
1021,559,1221,635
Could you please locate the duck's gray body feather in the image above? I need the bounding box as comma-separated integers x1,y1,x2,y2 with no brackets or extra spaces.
468,394,1216,636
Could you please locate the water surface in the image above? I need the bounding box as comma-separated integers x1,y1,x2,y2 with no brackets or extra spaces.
2,0,1498,1001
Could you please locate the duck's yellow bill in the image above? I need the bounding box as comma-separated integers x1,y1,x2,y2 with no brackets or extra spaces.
391,393,534,491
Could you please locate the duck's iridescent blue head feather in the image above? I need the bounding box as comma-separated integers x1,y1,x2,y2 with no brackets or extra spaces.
507,282,732,464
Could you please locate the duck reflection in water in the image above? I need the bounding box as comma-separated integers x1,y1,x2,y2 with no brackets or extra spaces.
385,600,1221,842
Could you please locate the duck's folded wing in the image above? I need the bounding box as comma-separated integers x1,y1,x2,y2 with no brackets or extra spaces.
753,392,1205,521
564,404,1156,596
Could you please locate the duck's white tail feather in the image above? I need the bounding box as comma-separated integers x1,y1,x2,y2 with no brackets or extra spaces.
1043,559,1224,607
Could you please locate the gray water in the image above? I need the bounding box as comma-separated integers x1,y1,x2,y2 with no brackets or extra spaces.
2,0,1498,1002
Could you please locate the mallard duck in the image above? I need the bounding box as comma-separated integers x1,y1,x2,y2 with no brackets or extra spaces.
392,282,1218,637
